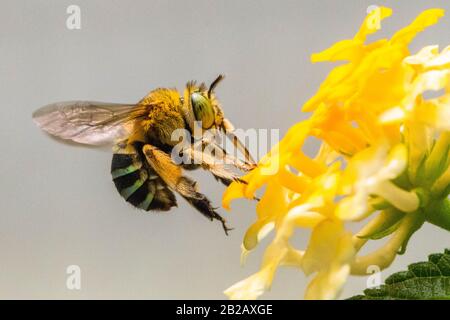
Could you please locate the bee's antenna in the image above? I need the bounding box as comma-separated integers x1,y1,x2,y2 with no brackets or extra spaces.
208,74,225,98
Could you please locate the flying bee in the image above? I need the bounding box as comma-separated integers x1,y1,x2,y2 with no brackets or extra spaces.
33,75,256,234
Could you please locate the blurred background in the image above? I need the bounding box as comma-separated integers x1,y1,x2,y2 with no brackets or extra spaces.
0,0,449,299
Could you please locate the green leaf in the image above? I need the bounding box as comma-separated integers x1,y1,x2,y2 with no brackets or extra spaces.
348,249,450,300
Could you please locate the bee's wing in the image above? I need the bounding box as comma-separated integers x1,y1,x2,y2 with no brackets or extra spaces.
33,101,146,146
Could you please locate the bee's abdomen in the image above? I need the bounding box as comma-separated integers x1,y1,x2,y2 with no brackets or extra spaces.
111,143,176,211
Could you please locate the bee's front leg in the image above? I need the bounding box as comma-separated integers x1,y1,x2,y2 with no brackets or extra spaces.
220,118,257,168
182,143,246,186
142,144,232,235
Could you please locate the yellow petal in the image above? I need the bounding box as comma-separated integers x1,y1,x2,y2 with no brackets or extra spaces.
287,205,326,228
304,264,350,300
222,180,247,210
278,168,311,194
415,94,450,130
354,6,393,42
243,220,275,252
302,220,348,275
302,220,354,299
404,45,440,67
390,9,444,46
224,267,273,300
289,151,327,178
311,40,364,63
256,180,290,217
379,106,406,123
336,192,369,220
379,143,408,180
372,180,420,212
404,121,433,182
311,6,392,63
242,180,289,251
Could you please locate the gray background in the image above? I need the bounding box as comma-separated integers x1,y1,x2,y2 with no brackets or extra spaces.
0,0,449,299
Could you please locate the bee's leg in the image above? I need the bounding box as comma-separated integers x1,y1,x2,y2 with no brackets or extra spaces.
142,144,197,198
182,163,200,171
181,193,233,235
220,118,257,168
210,142,255,172
183,144,245,186
191,133,252,172
142,144,232,235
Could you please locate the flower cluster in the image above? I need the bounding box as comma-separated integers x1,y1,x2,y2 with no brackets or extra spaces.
222,7,450,299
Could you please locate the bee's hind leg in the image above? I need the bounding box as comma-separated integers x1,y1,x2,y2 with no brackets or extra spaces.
181,193,233,235
142,143,232,235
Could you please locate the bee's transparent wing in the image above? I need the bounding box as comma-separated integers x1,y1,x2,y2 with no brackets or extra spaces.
33,101,145,146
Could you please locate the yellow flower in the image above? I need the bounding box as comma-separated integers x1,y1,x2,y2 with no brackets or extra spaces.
337,143,419,220
302,220,354,300
223,7,450,300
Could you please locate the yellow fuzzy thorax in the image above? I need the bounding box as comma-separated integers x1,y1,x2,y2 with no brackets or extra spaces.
138,88,185,146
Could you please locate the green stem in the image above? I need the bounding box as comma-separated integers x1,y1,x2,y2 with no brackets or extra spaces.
425,198,450,232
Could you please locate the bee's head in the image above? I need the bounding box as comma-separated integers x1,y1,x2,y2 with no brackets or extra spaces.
184,75,225,130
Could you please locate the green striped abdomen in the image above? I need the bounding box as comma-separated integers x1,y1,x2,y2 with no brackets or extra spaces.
111,142,176,211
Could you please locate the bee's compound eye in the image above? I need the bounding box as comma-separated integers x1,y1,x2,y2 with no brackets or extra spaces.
191,92,215,129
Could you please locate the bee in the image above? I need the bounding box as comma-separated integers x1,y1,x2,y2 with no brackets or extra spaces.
33,75,255,234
